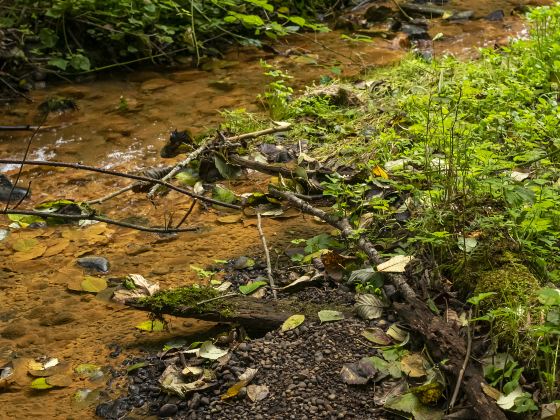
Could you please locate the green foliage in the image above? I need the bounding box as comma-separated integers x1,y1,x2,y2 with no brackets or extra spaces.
2,0,331,75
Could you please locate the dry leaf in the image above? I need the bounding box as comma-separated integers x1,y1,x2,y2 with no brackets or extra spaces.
377,255,413,273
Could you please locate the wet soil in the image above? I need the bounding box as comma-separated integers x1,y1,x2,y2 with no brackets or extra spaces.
0,2,551,418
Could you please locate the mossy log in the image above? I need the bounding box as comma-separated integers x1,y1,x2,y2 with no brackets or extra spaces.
128,295,296,334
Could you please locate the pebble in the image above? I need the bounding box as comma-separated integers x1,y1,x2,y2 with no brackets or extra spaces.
158,403,178,417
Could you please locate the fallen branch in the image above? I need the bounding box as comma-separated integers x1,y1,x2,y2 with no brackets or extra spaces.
0,159,241,210
229,154,319,178
1,209,198,233
147,122,293,198
268,187,415,299
257,213,277,299
175,199,197,229
267,186,506,419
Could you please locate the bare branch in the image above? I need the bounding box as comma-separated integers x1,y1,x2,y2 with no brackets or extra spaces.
0,159,241,210
1,209,198,233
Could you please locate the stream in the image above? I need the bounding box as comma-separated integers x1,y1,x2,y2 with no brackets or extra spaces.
0,2,549,418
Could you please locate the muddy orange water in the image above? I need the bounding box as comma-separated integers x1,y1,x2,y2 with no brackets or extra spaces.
0,4,549,418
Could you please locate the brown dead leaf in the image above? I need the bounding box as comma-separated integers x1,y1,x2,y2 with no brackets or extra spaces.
43,238,70,257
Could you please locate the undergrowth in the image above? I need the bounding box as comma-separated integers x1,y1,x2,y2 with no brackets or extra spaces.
222,4,560,409
0,0,335,78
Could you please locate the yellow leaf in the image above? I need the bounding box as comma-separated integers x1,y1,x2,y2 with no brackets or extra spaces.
221,379,250,400
135,320,166,332
80,276,107,293
372,165,389,179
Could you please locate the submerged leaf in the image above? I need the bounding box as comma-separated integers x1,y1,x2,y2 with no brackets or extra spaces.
362,327,392,345
247,384,269,402
135,320,166,332
81,276,107,293
341,358,378,385
31,377,54,390
400,354,428,378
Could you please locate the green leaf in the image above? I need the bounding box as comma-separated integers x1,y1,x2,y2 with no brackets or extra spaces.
214,155,241,179
126,362,148,373
281,314,305,331
74,364,101,378
212,185,237,204
48,57,68,70
318,310,344,323
135,320,165,332
39,28,58,48
199,341,228,360
7,213,45,226
537,288,560,306
69,54,91,71
239,281,267,295
467,292,497,306
457,236,478,253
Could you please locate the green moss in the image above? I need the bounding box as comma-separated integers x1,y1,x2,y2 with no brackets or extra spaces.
141,286,221,314
475,262,540,309
475,262,541,358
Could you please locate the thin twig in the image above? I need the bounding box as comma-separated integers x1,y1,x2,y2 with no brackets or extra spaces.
0,209,197,233
449,308,472,410
147,136,215,199
176,199,197,229
0,159,241,210
196,292,238,306
0,77,33,102
86,184,135,205
227,122,292,142
257,213,277,299
12,181,31,209
391,0,414,22
4,115,45,212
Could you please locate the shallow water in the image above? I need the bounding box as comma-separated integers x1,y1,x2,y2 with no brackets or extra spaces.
0,3,549,418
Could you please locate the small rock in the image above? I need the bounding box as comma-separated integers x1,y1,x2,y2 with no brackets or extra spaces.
159,403,178,417
77,256,110,273
448,10,474,20
486,10,505,21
